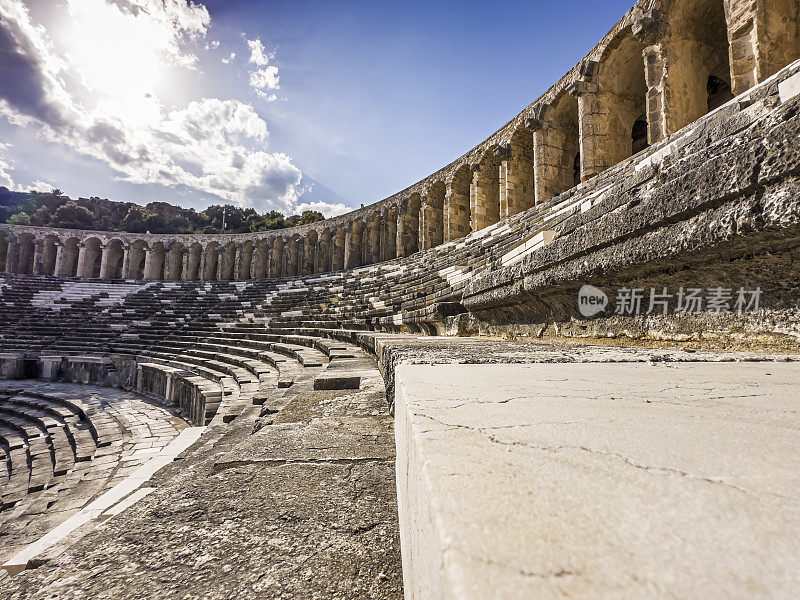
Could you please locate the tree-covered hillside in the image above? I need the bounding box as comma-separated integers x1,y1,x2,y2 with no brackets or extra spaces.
0,187,326,234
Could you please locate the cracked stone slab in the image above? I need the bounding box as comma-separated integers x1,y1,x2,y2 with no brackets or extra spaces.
215,415,396,467
394,362,800,599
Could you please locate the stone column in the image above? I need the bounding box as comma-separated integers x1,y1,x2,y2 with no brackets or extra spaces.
420,194,444,251
271,242,285,277
383,210,397,260
163,248,173,281
344,222,362,270
318,233,332,273
181,250,190,281
216,248,225,280
498,152,509,218
500,137,534,217
53,243,65,277
470,164,500,232
634,15,701,144
302,239,314,275
233,245,243,281
396,203,419,258
31,240,45,276
199,250,208,281
4,242,18,273
724,0,799,96
281,247,290,277
445,178,470,242
98,244,111,279
142,247,153,281
76,243,89,278
250,250,260,280
568,77,606,182
332,227,345,271
121,246,131,279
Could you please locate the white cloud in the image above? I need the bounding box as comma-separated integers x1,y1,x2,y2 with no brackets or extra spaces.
0,0,305,212
247,37,280,101
222,51,236,64
293,201,350,219
0,144,15,189
247,38,272,66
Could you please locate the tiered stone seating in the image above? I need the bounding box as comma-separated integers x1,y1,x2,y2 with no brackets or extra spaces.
0,383,187,565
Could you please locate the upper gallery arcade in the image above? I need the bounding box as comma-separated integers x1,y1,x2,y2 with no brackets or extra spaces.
1,0,798,281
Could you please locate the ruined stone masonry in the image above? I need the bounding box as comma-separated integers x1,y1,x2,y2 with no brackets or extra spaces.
0,0,799,598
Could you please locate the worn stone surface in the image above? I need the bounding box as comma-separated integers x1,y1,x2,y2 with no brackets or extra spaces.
0,382,186,566
395,361,800,599
0,360,402,600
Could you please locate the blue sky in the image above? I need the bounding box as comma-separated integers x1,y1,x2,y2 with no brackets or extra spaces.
0,0,633,216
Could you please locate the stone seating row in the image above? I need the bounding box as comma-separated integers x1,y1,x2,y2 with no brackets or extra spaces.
0,385,185,542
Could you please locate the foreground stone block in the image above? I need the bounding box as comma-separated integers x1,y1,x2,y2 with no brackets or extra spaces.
394,362,800,599
314,373,361,390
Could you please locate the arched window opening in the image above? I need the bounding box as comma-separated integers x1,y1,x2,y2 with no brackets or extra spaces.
631,115,649,155
573,152,581,187
707,74,734,112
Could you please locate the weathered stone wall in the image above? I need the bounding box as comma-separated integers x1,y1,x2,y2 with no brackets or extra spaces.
0,0,797,282
462,60,800,343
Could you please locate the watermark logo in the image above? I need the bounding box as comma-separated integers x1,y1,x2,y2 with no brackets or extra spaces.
577,284,609,317
577,285,762,317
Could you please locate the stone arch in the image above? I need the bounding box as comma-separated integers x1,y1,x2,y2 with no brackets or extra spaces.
446,166,472,242
318,228,333,273
587,32,648,176
398,195,420,257
61,238,80,277
643,0,733,140
220,242,236,280
165,242,184,281
40,234,59,276
147,242,166,280
203,241,220,280
186,243,202,281
252,239,269,279
270,237,284,277
239,240,254,280
287,235,301,277
345,221,363,270
16,233,35,274
421,182,445,250
470,149,501,231
364,213,381,264
79,237,102,278
303,231,317,275
332,226,345,271
531,91,580,203
381,208,398,260
657,0,800,95
103,238,125,279
128,241,147,280
500,127,535,217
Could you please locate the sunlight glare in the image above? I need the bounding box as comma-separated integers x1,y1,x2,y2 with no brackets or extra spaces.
64,0,173,122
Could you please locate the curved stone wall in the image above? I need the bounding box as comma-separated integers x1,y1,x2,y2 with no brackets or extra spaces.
1,0,798,281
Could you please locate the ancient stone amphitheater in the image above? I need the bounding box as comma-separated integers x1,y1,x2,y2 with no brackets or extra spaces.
1,1,799,598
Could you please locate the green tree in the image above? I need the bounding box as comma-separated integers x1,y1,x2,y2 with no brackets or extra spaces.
50,202,94,229
7,211,31,225
120,205,148,233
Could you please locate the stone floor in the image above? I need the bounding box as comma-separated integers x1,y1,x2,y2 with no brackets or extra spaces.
1,341,797,599
394,360,800,599
0,356,403,599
